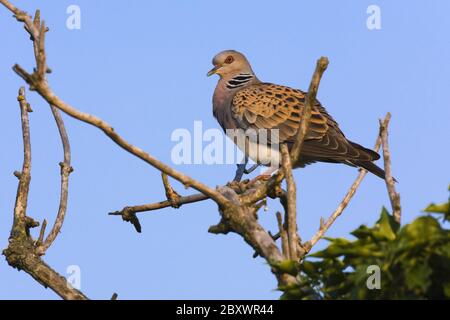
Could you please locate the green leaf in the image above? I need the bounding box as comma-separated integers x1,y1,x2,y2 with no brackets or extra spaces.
400,216,442,243
373,207,399,240
271,260,299,276
351,225,374,239
404,263,432,293
424,202,449,214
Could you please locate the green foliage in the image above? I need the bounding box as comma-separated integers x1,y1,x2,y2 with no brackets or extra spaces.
271,259,300,276
281,187,450,300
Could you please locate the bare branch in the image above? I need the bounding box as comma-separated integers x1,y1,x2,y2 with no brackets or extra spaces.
3,87,88,300
0,0,39,40
10,87,32,237
4,241,88,300
36,105,73,255
280,144,299,261
304,115,389,253
113,193,209,216
109,192,208,232
290,57,329,165
305,170,368,253
379,113,401,223
36,20,47,79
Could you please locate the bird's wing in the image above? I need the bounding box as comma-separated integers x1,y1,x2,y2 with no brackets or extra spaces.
231,83,377,162
231,83,328,141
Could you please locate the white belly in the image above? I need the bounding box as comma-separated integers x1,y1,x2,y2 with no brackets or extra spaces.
230,129,281,168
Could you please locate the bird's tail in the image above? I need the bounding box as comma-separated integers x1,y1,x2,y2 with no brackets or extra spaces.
352,160,386,180
347,141,396,181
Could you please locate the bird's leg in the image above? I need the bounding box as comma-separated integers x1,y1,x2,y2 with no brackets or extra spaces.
234,156,263,182
244,164,260,174
233,156,249,182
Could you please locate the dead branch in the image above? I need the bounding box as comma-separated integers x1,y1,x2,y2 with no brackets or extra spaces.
280,144,299,261
36,105,73,255
10,87,32,237
290,57,329,165
379,113,401,223
304,114,390,253
3,87,88,300
109,193,208,232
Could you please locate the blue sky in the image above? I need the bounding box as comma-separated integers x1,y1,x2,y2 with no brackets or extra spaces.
0,0,449,299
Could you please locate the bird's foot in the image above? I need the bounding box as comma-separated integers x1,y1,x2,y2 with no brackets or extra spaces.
244,164,260,174
233,158,260,182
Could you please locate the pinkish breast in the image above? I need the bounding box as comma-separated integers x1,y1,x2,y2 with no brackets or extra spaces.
212,80,237,131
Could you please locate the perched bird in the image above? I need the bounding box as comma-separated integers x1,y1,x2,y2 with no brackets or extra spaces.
207,50,386,180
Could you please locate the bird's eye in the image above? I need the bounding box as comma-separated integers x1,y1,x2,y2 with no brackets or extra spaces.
224,56,234,64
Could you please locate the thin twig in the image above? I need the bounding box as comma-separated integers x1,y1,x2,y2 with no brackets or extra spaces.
109,193,208,232
36,20,47,79
10,87,32,237
36,105,73,255
290,57,329,165
112,193,208,215
304,115,389,254
0,0,39,39
379,113,401,223
32,10,40,62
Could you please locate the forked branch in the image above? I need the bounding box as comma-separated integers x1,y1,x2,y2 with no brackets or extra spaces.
3,87,88,300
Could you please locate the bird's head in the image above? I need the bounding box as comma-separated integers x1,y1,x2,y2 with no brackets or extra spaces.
207,50,254,79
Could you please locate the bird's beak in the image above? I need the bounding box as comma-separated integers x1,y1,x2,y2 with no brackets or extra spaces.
207,65,220,77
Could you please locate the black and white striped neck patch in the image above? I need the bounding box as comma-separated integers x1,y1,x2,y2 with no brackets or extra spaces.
226,73,254,89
